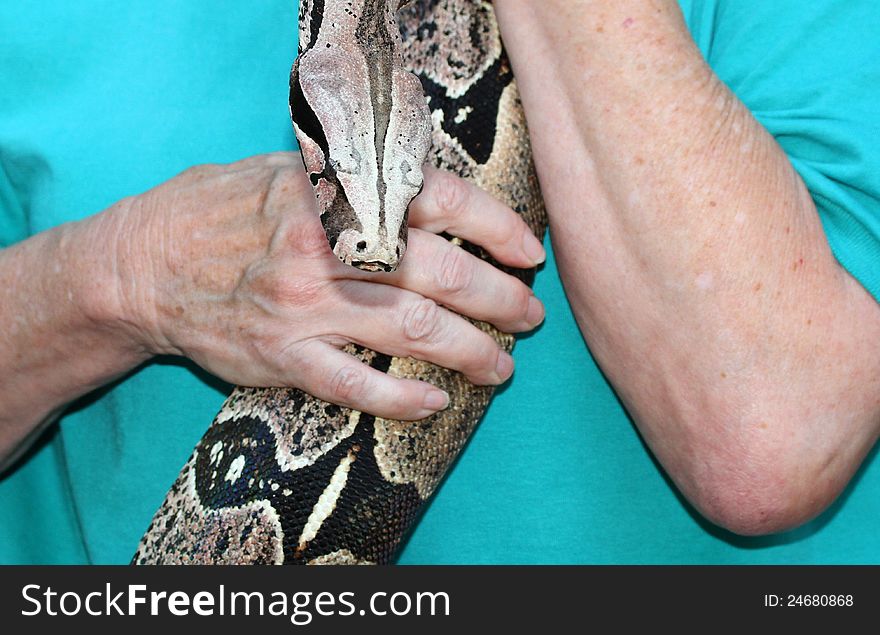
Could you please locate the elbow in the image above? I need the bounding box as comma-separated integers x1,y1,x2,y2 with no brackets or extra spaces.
688,471,824,537
675,414,852,537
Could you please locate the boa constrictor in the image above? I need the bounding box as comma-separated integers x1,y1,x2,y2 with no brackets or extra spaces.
134,0,547,565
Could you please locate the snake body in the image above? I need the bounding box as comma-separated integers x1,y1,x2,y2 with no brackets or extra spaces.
134,0,547,565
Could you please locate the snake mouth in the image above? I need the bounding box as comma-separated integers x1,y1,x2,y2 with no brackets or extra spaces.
350,259,396,273
332,229,404,273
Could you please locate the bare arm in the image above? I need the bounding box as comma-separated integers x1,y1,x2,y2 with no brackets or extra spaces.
0,207,148,472
495,0,880,534
0,154,544,473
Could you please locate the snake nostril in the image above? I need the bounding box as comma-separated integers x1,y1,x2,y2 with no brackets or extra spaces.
356,240,367,252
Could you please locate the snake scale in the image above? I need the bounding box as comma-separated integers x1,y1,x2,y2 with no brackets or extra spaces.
134,0,547,565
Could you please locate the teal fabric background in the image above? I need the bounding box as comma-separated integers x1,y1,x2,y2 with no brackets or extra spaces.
1,0,879,564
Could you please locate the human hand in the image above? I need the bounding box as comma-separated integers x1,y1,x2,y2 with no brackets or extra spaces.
106,152,545,421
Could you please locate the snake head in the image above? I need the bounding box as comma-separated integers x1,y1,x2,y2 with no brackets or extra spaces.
290,0,432,272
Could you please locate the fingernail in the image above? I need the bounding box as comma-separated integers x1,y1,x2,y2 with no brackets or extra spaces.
494,351,514,383
423,389,450,411
526,296,545,327
522,232,546,265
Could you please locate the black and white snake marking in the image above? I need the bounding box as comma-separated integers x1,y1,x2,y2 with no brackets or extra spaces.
292,0,432,272
134,0,547,565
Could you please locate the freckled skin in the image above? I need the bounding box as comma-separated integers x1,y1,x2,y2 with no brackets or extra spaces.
494,0,880,535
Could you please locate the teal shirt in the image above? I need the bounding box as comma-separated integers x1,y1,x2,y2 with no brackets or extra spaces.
2,0,879,564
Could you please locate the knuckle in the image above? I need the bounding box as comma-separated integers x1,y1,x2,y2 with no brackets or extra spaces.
284,217,332,259
436,246,474,294
277,278,327,308
401,298,443,343
328,365,368,402
513,284,533,321
433,171,470,220
461,336,498,378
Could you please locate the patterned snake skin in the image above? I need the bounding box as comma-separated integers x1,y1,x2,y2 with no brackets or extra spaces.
133,0,547,565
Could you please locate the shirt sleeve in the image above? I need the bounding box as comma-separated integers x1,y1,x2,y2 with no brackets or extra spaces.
0,155,28,248
682,0,880,300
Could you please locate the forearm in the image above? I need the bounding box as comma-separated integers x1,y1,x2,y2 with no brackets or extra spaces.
495,1,880,532
0,202,149,471
0,153,544,472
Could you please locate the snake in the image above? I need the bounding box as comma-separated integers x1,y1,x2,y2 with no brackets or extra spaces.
133,0,547,565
